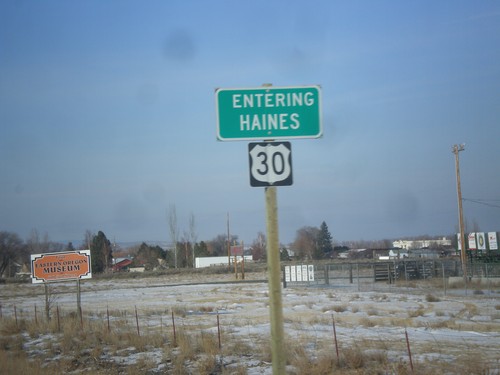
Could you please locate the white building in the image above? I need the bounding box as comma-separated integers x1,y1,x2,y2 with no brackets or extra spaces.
195,256,253,269
392,237,451,250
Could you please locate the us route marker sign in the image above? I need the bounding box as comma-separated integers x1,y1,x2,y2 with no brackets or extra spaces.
216,85,322,141
248,142,293,187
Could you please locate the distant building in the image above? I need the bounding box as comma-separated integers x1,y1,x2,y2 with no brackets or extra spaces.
129,267,145,273
195,256,253,268
409,248,442,259
112,258,133,272
392,237,451,250
388,249,409,259
378,248,442,260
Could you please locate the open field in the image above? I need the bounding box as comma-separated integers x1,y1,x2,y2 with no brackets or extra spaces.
1,268,500,374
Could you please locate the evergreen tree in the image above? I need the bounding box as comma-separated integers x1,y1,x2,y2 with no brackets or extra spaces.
317,221,333,258
280,247,290,261
133,242,166,270
195,241,209,258
90,231,113,273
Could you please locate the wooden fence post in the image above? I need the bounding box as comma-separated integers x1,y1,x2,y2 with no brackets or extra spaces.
217,312,222,350
135,306,140,336
171,310,177,346
56,305,61,332
332,314,339,365
107,306,111,333
405,328,414,372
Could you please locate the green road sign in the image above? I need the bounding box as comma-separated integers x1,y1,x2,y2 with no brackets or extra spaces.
216,85,322,141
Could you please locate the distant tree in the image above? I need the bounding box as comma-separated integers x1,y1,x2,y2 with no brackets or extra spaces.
347,239,392,250
178,236,192,268
280,247,290,261
82,230,94,250
381,239,393,249
0,231,26,278
291,226,319,260
317,221,333,258
133,243,166,270
454,217,478,234
472,219,481,233
251,232,266,261
65,242,75,252
165,244,174,266
194,241,209,258
90,231,113,273
26,229,63,254
333,245,349,253
168,204,179,268
189,212,197,268
208,234,238,257
26,229,46,254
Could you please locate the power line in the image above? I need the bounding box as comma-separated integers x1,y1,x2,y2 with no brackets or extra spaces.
462,198,500,209
463,198,500,203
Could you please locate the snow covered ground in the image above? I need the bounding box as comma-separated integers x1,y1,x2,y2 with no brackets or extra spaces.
1,271,500,374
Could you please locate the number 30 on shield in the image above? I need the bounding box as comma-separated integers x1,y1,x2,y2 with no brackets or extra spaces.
248,142,293,187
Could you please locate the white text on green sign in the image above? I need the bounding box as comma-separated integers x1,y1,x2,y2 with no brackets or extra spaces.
216,86,322,141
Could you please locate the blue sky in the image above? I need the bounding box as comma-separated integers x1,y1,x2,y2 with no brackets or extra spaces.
1,1,499,246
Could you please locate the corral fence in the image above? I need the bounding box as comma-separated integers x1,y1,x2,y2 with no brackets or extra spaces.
283,259,500,292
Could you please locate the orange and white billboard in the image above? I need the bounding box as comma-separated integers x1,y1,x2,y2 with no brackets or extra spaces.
230,245,243,256
468,233,477,250
31,250,92,284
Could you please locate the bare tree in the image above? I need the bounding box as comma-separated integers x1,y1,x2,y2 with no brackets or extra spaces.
179,231,191,268
0,232,26,278
472,219,481,233
189,212,197,268
208,234,238,256
291,226,319,260
168,204,179,268
82,230,94,250
26,229,42,254
26,229,53,253
251,232,266,261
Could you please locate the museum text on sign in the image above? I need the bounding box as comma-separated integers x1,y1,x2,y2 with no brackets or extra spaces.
31,250,92,283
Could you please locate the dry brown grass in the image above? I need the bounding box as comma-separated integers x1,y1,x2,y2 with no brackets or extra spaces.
425,293,441,302
322,304,347,313
1,286,499,375
195,354,221,374
407,306,426,318
358,317,376,327
340,345,365,369
1,312,496,375
366,306,380,316
452,351,497,375
0,350,54,375
291,351,336,374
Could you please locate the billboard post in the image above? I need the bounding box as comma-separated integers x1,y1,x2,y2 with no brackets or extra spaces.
31,250,92,319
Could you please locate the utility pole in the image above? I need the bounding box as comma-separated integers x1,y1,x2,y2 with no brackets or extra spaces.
227,212,231,271
265,186,286,374
452,144,467,281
